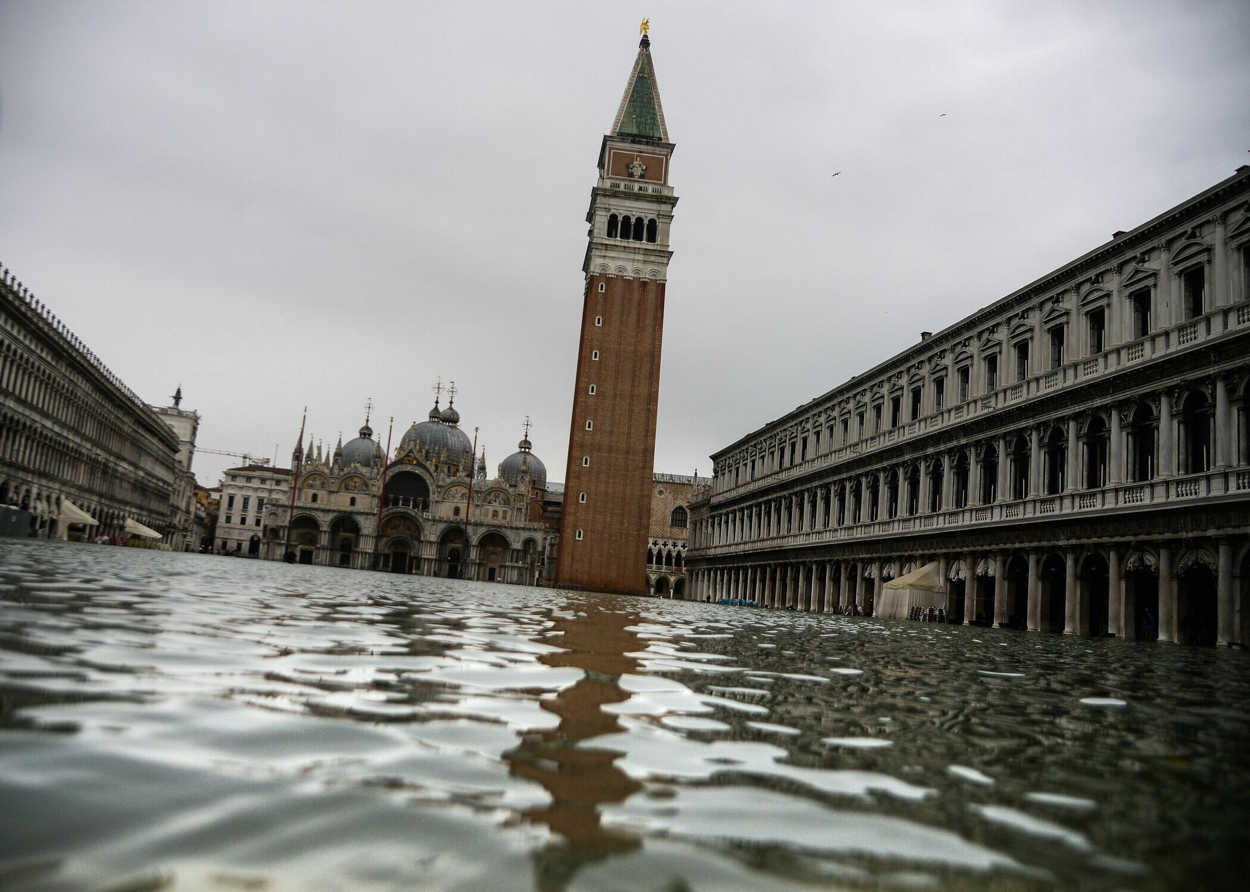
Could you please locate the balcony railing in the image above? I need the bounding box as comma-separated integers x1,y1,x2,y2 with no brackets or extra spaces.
712,298,1250,502
692,466,1248,558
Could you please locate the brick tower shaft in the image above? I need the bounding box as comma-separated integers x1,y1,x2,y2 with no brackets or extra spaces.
556,34,677,594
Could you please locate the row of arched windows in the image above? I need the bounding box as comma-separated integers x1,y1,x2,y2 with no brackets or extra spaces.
607,214,658,243
648,547,684,570
699,379,1250,547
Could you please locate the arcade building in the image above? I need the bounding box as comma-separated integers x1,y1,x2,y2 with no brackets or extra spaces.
687,166,1250,647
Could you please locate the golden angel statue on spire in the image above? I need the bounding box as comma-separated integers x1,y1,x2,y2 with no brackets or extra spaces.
639,18,649,37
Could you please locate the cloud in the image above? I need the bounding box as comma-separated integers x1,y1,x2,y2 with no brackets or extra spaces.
2,0,1247,487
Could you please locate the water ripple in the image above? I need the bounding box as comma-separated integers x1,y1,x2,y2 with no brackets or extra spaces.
0,540,1247,890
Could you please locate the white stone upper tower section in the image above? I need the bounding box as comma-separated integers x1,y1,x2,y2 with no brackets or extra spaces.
583,34,678,282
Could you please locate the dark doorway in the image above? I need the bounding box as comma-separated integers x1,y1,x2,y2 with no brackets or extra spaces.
248,535,260,558
1178,563,1217,646
1041,555,1066,633
298,549,313,565
1126,568,1159,641
389,544,410,574
1082,553,1110,638
1006,556,1028,629
973,575,993,626
949,577,966,625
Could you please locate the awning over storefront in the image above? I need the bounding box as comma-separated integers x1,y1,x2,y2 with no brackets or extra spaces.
124,518,162,540
884,561,945,592
58,499,98,527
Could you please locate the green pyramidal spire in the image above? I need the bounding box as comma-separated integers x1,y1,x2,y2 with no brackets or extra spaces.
611,35,669,142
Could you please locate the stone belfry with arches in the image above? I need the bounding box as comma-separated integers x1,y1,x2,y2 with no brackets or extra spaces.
556,24,678,594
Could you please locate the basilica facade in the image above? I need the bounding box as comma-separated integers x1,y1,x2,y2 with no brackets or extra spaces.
686,166,1250,647
255,393,554,586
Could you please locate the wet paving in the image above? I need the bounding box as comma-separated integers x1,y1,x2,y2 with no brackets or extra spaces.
1,539,1248,891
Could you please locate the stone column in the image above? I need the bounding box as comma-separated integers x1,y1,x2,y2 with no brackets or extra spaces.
1000,437,1010,499
1213,214,1228,307
1218,539,1234,646
1215,375,1231,469
815,488,825,530
1107,262,1123,344
762,566,771,607
1064,549,1078,635
1108,548,1122,637
1027,552,1041,632
856,565,867,611
968,447,981,507
825,562,835,612
872,559,882,617
840,563,851,609
1158,545,1175,643
1159,390,1174,479
993,552,1008,627
896,466,908,518
1156,242,1171,327
1109,406,1123,485
1028,428,1041,497
810,565,820,611
964,553,977,624
918,461,930,513
1066,418,1079,492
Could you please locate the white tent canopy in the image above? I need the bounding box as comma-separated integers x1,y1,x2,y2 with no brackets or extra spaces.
58,499,98,527
58,499,98,540
884,561,945,592
877,561,947,619
124,518,162,540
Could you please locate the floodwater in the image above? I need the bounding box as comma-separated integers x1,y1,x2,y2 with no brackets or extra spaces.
1,541,1248,891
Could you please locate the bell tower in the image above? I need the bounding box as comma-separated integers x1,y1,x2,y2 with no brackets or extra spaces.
556,28,677,594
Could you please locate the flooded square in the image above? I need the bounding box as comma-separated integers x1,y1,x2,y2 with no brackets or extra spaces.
1,541,1247,890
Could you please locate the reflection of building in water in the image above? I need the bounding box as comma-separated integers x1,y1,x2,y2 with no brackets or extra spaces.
687,168,1250,647
504,600,643,888
646,473,711,598
230,389,558,585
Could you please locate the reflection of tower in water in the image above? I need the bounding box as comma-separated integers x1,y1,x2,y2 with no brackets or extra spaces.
504,599,644,890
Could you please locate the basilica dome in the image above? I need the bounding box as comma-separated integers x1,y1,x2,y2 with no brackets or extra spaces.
340,423,377,466
398,400,473,468
500,436,547,491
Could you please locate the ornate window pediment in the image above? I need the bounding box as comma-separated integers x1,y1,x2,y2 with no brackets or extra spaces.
1080,287,1112,308
1170,238,1210,271
1041,304,1070,328
1121,264,1157,290
954,349,974,367
1009,321,1032,341
1226,207,1250,244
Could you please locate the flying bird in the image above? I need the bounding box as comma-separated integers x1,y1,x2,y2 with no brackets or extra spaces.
940,113,947,117
831,172,841,177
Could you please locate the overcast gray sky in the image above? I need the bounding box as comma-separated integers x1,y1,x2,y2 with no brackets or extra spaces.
2,1,1248,489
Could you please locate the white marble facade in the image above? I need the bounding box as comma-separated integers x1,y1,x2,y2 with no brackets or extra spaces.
687,167,1250,647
